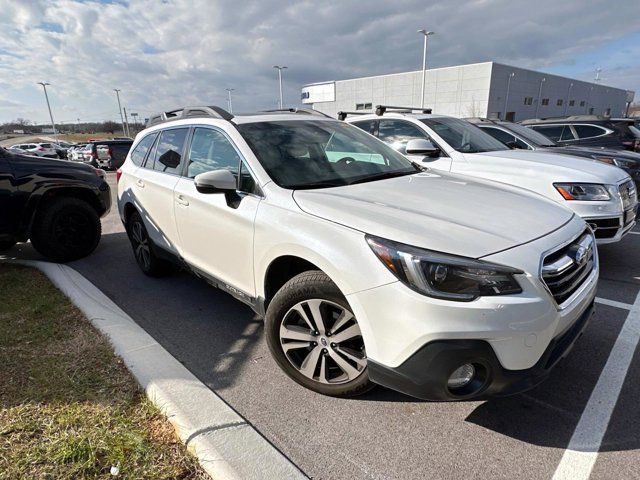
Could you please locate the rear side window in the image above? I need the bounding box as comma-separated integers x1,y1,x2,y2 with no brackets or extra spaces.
186,127,242,178
573,125,607,139
531,125,565,141
352,120,377,135
130,134,157,166
482,127,516,145
150,128,189,174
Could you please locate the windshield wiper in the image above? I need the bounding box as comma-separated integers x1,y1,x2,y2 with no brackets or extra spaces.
348,170,416,185
292,180,346,190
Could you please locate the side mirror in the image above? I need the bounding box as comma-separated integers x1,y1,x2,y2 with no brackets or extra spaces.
158,150,181,169
406,139,440,157
194,169,237,194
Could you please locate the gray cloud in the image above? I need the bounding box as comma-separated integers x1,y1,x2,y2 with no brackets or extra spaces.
0,0,638,123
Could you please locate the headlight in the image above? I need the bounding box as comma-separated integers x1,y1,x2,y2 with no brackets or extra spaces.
554,183,611,201
366,236,522,301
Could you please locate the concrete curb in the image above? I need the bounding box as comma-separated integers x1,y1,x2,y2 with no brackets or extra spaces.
7,260,306,480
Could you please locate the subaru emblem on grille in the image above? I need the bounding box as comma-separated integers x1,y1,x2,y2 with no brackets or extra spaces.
573,245,588,265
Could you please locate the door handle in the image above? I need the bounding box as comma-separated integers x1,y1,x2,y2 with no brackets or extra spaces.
136,179,145,188
175,194,189,206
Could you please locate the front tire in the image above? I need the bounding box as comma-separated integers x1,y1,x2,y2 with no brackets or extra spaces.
126,210,173,277
30,197,101,262
265,270,374,397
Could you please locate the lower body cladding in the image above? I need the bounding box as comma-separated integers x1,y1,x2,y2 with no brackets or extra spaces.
347,221,598,401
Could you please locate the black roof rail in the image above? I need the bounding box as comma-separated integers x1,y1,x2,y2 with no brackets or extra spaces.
146,105,234,127
261,108,332,118
464,117,498,124
375,105,432,116
337,111,368,121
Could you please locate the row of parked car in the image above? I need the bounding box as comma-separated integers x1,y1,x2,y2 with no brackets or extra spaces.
1,105,638,403
8,138,133,170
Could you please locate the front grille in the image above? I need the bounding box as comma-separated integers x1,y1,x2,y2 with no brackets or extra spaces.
619,180,637,210
542,231,595,305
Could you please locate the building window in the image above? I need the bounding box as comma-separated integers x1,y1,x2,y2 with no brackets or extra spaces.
557,99,564,106
541,98,549,106
524,97,533,105
355,103,372,110
580,100,586,107
589,107,595,114
569,100,575,106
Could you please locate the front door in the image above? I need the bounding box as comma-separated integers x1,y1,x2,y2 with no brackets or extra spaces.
173,126,260,297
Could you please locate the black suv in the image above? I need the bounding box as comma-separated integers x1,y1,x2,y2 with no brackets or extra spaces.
468,118,640,188
84,140,133,170
0,148,111,261
520,115,640,152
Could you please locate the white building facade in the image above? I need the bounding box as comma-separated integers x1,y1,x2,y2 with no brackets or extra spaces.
302,62,634,122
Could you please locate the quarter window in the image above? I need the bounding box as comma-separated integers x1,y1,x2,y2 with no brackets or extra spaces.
130,133,157,166
573,125,607,139
150,128,189,174
377,120,429,154
239,161,259,194
187,127,242,178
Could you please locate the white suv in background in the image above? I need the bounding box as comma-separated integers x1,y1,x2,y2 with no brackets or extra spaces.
10,142,59,158
117,106,597,401
346,107,637,244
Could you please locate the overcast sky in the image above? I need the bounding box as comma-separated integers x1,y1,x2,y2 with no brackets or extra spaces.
1,0,639,124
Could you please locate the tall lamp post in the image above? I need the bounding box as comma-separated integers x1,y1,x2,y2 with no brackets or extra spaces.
503,72,515,120
225,88,235,113
113,89,126,136
417,30,435,108
273,65,287,109
535,77,546,118
564,82,574,115
37,82,58,141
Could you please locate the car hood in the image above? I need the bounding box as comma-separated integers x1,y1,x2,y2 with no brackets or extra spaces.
541,146,640,163
473,149,630,183
293,171,575,258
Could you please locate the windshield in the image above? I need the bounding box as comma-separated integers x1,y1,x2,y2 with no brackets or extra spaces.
504,122,557,147
420,117,509,153
236,120,420,189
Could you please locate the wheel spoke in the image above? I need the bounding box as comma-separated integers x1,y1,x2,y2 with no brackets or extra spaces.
330,309,354,334
299,346,322,378
335,346,367,368
282,341,312,352
328,349,361,379
318,354,328,384
306,299,326,334
280,325,315,342
331,323,361,344
290,304,317,332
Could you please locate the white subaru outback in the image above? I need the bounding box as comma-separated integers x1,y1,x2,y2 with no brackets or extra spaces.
117,106,597,401
345,107,637,244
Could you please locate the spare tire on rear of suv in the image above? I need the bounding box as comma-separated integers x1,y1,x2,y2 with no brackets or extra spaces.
30,197,101,262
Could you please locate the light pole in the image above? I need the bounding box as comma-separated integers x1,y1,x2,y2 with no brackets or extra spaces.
503,72,515,120
535,77,546,118
586,86,594,114
273,66,287,109
564,82,574,115
37,82,58,141
417,30,435,108
225,88,235,113
113,89,126,136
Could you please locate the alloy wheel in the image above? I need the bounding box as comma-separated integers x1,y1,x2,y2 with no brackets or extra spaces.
130,220,151,270
279,299,366,384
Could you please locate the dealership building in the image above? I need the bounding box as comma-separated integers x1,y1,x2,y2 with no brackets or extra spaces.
301,61,635,122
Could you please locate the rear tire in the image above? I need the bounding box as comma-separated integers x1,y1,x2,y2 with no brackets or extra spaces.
30,197,101,262
265,270,374,397
126,210,174,277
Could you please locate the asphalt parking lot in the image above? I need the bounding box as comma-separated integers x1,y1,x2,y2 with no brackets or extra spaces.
5,172,640,480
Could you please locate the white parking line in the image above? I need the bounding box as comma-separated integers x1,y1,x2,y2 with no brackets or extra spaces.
595,297,633,310
552,290,640,480
629,231,640,235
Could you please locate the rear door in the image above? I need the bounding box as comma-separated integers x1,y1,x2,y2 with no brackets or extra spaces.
173,126,261,297
134,127,189,253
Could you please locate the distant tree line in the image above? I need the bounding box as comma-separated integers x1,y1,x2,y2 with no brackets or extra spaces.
0,119,144,135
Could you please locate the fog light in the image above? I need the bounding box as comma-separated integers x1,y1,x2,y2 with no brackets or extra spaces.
447,363,475,389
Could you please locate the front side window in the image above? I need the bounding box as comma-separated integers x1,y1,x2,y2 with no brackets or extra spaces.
236,120,419,189
351,120,377,135
420,117,508,153
508,123,557,147
573,125,607,139
187,127,242,178
150,128,188,174
377,120,429,154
